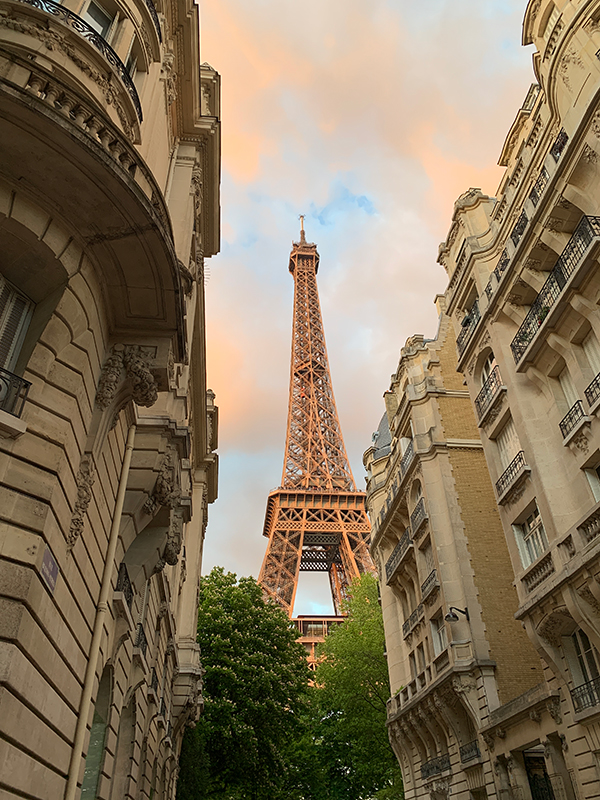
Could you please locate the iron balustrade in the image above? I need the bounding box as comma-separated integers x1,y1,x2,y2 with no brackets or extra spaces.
495,451,527,498
497,249,510,275
402,603,424,639
529,168,549,207
585,371,600,408
13,0,143,121
166,721,173,740
0,367,31,417
385,529,412,581
460,740,480,763
484,281,493,301
511,210,529,247
159,697,166,718
399,439,415,476
421,753,451,779
474,366,502,419
551,128,569,161
421,568,438,600
116,562,133,609
457,299,481,357
135,622,148,656
511,216,600,363
579,508,600,545
571,676,600,712
143,0,162,42
410,497,427,533
559,400,586,439
150,667,158,693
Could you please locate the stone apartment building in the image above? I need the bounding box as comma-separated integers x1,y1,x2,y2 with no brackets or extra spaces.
0,0,220,795
364,307,545,800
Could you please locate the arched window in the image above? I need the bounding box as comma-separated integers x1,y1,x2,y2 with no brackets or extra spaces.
480,351,497,386
81,667,112,798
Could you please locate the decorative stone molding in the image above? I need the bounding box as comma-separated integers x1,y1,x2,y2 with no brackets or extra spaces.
559,46,584,91
577,584,600,615
163,507,185,566
570,430,590,454
95,344,159,410
143,449,182,515
483,732,495,751
547,696,562,725
583,144,599,164
0,10,135,139
67,454,96,548
161,51,177,106
177,260,194,296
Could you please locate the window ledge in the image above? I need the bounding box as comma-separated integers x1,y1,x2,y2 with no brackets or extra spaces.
0,409,27,438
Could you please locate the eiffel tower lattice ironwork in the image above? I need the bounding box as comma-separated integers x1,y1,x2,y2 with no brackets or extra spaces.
259,222,373,617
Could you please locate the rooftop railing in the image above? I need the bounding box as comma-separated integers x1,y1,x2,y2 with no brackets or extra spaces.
14,0,143,121
510,216,600,363
495,451,527,498
559,400,586,439
474,366,503,420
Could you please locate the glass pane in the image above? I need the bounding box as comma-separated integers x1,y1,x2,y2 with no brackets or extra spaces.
83,2,112,37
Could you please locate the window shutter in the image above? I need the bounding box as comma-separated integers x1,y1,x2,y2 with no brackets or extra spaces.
496,417,520,469
558,367,578,408
0,275,34,370
583,332,600,376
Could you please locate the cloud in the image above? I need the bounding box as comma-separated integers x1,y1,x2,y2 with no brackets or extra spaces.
200,0,535,612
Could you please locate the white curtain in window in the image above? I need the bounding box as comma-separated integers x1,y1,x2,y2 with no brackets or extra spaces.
0,275,33,371
558,367,578,408
583,331,600,376
496,417,520,469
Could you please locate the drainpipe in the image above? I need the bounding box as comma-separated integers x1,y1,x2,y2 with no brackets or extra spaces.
64,424,137,800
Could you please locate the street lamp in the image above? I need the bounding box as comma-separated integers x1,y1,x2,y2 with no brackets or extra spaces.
445,606,470,623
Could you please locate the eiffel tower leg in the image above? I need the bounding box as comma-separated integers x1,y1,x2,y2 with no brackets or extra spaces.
259,513,303,617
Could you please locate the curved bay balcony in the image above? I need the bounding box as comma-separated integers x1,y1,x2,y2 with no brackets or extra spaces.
0,44,186,359
385,528,412,583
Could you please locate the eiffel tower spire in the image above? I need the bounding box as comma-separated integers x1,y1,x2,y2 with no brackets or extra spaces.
259,225,373,617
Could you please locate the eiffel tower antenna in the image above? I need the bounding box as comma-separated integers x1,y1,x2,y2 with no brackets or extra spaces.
258,224,373,618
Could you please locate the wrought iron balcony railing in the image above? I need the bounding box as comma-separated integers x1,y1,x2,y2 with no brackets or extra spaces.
399,439,415,476
402,603,424,639
410,497,427,534
421,568,439,601
460,740,480,763
116,562,133,609
135,622,148,656
0,367,31,418
495,451,527,498
551,128,569,161
510,217,600,363
529,167,549,207
559,400,586,439
571,676,600,712
150,667,159,693
585,371,600,408
159,697,166,718
474,366,503,420
510,210,529,247
421,753,451,779
457,299,481,357
522,552,554,593
14,0,143,121
143,0,162,42
385,529,412,582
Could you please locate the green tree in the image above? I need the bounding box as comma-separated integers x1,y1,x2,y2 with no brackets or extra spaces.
310,574,403,799
177,567,310,800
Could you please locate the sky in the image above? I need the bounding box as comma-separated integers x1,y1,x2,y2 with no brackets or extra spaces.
199,0,536,615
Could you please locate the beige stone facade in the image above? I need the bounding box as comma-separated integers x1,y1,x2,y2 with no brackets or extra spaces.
0,0,220,795
364,306,543,800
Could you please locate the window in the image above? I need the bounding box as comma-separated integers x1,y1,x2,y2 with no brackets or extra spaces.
422,542,435,575
513,504,548,568
583,331,600,377
431,615,447,657
409,651,417,680
563,628,600,687
82,0,115,39
417,643,426,673
0,274,34,372
558,366,578,409
496,417,521,470
481,352,497,385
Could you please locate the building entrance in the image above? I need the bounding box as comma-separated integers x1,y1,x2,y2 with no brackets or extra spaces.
524,749,555,800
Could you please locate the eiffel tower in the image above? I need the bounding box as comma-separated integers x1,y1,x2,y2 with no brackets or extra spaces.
259,220,373,620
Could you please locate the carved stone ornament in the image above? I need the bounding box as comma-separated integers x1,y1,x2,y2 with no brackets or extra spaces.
0,11,135,140
570,430,590,454
161,51,177,106
559,46,584,91
584,16,600,34
503,477,528,507
483,732,496,752
163,508,185,566
158,600,169,620
452,674,477,695
545,216,564,233
482,393,505,428
525,257,542,271
201,83,211,115
67,454,96,548
559,733,568,752
547,696,562,725
95,344,159,410
583,143,599,164
178,259,195,296
529,708,541,723
143,449,182,515
577,584,600,615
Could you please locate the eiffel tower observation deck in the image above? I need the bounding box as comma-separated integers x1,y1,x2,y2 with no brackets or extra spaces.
259,221,373,641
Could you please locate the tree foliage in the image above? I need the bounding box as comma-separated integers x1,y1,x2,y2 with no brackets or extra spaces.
177,567,310,800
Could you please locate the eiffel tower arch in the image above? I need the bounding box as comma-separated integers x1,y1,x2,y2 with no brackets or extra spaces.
259,223,373,618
